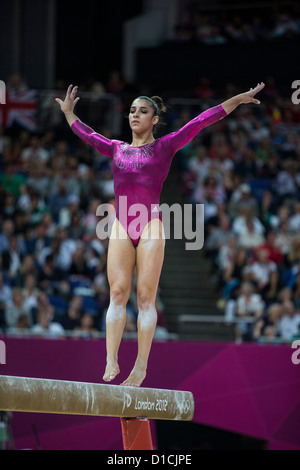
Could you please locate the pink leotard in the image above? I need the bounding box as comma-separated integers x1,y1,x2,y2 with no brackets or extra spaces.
71,104,227,247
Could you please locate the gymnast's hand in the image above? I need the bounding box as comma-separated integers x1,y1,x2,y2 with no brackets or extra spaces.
239,82,265,105
55,84,80,114
55,85,80,126
222,82,265,114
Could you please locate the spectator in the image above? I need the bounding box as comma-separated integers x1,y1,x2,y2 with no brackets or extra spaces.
237,216,265,249
36,291,55,323
278,300,300,340
37,253,64,294
8,72,28,92
21,135,49,168
18,189,30,217
209,133,233,162
0,273,12,327
21,273,40,313
26,222,52,258
217,247,249,308
250,119,270,143
6,314,30,335
216,233,237,273
235,281,265,340
4,287,31,329
269,203,290,231
15,254,37,287
225,16,243,40
232,207,265,239
58,194,81,229
73,313,99,338
40,212,57,238
202,25,227,45
234,145,259,179
48,180,69,221
205,214,233,261
67,211,85,240
92,269,109,309
83,198,102,233
276,159,300,202
63,295,84,331
186,145,211,181
260,269,284,306
0,219,15,253
260,151,281,181
1,235,22,280
247,248,278,290
69,245,92,278
289,201,300,233
229,184,259,218
26,162,50,198
0,163,25,198
253,303,282,341
42,228,76,273
292,273,300,309
271,13,299,39
31,310,65,338
286,237,300,267
192,175,225,221
255,230,283,266
27,192,49,227
275,219,294,258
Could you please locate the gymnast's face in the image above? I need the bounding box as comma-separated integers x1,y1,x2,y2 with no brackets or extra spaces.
129,99,159,134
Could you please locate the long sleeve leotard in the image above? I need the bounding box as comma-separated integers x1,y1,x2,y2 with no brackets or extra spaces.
71,104,227,247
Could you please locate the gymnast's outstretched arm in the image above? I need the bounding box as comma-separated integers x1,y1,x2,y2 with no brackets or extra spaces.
55,84,114,158
221,82,265,114
55,84,80,126
163,82,265,155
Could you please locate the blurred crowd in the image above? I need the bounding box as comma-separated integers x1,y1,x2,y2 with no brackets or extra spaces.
0,74,168,339
174,77,300,342
1,67,300,343
174,1,300,44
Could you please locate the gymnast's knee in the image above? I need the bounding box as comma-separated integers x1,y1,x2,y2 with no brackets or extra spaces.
110,285,130,306
137,289,156,312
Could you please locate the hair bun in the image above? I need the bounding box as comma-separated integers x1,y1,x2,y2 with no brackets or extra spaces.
151,96,167,113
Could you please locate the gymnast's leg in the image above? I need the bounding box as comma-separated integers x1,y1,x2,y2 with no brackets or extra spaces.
121,219,165,387
103,219,136,382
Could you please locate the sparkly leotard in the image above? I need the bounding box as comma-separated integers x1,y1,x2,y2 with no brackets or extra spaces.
71,104,227,247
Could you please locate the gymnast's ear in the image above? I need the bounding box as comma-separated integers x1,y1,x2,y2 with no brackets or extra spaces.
152,114,159,127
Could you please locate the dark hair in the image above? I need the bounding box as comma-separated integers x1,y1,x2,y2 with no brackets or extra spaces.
125,95,168,134
135,95,167,116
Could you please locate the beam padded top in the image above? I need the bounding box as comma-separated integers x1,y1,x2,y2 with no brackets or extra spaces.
0,375,194,421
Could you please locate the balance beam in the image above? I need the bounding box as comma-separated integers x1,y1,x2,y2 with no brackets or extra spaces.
0,375,194,421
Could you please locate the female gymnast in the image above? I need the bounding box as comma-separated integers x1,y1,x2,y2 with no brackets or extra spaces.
55,82,264,387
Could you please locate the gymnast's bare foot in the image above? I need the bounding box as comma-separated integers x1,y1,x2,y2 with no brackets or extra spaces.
121,361,147,387
103,359,120,382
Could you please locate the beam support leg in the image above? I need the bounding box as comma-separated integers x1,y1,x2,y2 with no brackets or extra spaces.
120,418,153,450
